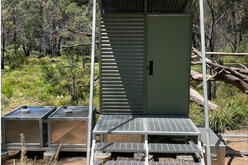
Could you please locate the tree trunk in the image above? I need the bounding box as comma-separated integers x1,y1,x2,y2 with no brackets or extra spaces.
13,18,17,55
76,50,79,61
40,0,46,57
211,81,216,99
230,2,238,52
22,45,30,57
57,37,62,56
82,51,86,69
1,32,5,69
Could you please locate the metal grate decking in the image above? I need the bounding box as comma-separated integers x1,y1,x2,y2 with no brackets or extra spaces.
93,115,200,136
94,142,200,154
149,143,201,153
95,142,144,152
93,115,144,133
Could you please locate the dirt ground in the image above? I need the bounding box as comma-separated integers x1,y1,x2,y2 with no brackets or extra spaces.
2,130,248,165
224,129,248,165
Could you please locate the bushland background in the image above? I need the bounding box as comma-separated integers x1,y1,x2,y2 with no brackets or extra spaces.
1,0,248,133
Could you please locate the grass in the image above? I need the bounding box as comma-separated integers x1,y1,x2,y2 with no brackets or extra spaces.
189,81,248,132
1,55,99,115
190,54,248,132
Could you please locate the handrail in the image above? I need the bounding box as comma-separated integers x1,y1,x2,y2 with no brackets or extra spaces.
86,0,97,164
199,0,211,165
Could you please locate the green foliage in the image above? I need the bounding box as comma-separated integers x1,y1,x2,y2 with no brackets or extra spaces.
189,102,205,126
1,81,14,98
209,99,248,132
27,56,50,65
42,53,90,104
1,55,100,114
190,81,248,133
5,47,27,69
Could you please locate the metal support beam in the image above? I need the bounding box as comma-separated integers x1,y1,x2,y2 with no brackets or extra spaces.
197,136,205,165
199,0,211,165
90,136,96,165
87,0,97,164
144,135,149,165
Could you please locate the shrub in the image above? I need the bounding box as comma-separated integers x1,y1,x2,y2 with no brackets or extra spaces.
1,81,14,98
42,53,90,104
5,47,27,69
209,99,248,132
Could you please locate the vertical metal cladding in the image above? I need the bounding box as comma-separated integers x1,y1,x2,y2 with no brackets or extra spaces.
100,14,145,114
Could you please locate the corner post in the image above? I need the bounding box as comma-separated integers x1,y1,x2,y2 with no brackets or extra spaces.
86,0,97,164
199,0,211,164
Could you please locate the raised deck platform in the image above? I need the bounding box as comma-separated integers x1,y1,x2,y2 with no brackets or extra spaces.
91,115,205,165
93,115,200,136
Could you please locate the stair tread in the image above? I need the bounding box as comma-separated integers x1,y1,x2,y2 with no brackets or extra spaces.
94,142,201,154
95,142,145,152
94,161,201,165
149,143,201,153
94,115,200,136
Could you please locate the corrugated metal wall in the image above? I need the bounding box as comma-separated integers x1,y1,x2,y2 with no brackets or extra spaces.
100,14,145,114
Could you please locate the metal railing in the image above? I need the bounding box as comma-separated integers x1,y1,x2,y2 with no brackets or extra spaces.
199,0,211,164
86,0,97,164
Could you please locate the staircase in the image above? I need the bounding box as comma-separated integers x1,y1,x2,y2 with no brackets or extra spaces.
90,115,205,165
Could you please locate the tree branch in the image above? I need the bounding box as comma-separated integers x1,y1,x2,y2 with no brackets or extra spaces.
191,48,248,94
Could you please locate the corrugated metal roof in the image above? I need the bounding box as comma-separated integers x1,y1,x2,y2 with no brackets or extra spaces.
101,0,144,13
100,0,193,14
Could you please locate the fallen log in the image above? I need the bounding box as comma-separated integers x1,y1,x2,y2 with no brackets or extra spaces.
215,72,248,94
191,70,248,94
190,88,218,110
191,47,248,94
206,52,248,57
191,70,212,80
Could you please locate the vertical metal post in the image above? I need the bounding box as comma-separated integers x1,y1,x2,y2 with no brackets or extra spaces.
90,135,96,165
199,0,211,165
86,0,97,164
144,134,149,165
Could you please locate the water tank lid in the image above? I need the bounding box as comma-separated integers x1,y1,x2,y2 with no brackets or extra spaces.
48,106,93,119
3,106,56,119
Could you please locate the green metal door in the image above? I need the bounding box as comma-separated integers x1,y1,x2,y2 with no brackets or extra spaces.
146,15,192,115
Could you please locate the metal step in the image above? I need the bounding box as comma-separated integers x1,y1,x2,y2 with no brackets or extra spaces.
95,142,144,152
94,161,201,165
94,142,201,154
93,115,200,136
149,143,201,154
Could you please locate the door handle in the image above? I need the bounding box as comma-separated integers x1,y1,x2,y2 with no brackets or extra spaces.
148,60,153,75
